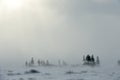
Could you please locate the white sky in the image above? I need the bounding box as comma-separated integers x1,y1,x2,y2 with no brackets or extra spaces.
0,0,120,67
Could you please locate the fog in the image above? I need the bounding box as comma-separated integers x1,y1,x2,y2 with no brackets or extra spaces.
0,0,120,67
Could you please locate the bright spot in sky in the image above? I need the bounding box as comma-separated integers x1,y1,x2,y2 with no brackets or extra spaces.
2,0,24,10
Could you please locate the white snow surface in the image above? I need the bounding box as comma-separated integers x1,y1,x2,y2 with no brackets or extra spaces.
2,65,120,80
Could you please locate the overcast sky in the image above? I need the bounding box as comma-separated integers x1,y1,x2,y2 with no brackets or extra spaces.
0,0,120,67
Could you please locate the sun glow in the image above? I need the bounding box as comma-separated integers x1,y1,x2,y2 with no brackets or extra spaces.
2,0,24,10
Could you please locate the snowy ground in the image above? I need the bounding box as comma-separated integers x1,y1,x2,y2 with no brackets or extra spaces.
2,65,120,80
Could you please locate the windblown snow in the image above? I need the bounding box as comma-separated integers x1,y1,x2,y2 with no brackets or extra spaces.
1,65,120,80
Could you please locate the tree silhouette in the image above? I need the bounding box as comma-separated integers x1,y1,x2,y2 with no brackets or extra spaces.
86,54,91,62
31,57,34,66
96,56,100,64
38,59,41,66
91,55,95,63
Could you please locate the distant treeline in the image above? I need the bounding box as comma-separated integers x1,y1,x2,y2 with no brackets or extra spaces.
25,55,100,67
25,57,67,67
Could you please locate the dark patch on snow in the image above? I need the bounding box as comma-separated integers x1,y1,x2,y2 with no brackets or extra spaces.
66,70,75,74
25,69,40,74
66,70,88,75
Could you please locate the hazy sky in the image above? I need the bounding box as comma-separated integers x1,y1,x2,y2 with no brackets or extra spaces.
0,0,120,66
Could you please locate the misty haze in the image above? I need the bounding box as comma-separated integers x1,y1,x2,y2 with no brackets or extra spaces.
0,0,120,80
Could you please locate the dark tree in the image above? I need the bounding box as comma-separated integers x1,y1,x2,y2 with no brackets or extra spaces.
91,55,95,63
38,59,41,66
96,56,100,64
86,54,91,62
46,60,49,66
31,57,34,66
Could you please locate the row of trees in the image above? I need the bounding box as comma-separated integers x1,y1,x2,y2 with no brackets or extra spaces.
25,55,100,67
83,54,100,65
25,58,68,67
25,57,51,67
